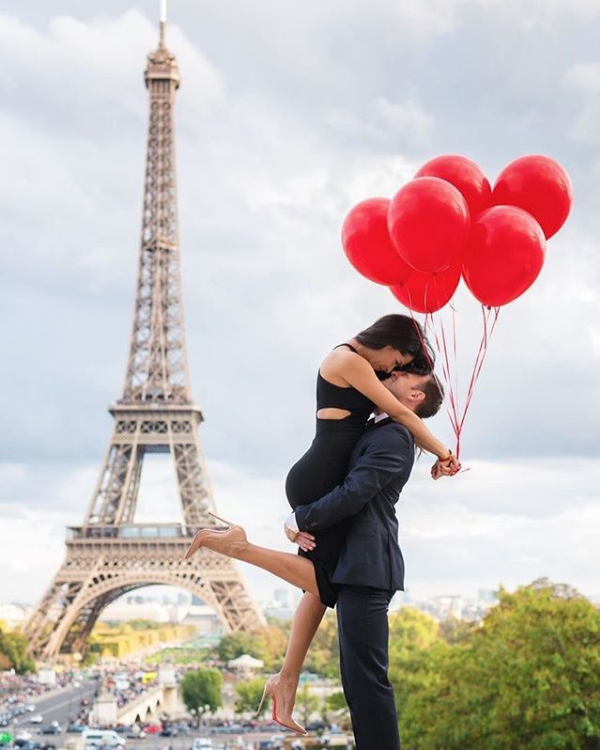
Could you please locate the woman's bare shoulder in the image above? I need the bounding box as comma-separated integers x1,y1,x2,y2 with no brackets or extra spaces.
320,345,368,382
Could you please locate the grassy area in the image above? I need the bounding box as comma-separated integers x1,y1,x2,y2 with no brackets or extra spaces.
145,644,212,665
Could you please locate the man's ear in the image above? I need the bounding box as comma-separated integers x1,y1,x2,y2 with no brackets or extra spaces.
411,390,426,403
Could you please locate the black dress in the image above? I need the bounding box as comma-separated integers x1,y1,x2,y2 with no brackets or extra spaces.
285,345,374,607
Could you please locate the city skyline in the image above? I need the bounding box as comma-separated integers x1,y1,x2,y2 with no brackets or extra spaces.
1,1,599,612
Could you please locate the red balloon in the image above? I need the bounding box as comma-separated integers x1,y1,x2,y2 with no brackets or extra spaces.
415,154,492,217
388,177,470,274
463,206,546,307
390,263,461,313
493,154,572,239
342,197,412,285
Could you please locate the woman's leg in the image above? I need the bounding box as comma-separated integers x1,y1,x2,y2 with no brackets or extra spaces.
281,592,326,682
277,592,327,716
196,529,324,731
197,529,320,598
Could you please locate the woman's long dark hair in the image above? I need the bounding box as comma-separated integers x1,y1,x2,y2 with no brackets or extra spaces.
355,314,435,374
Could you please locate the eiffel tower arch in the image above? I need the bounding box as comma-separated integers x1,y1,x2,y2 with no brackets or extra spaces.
25,10,266,662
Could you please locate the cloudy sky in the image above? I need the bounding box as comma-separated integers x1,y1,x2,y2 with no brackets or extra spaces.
1,0,599,612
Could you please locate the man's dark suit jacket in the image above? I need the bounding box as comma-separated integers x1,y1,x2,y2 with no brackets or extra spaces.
294,417,415,593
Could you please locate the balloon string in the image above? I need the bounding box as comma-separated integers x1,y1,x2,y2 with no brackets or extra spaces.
452,303,460,419
397,286,500,470
405,307,454,436
429,313,461,454
457,305,500,438
426,304,499,465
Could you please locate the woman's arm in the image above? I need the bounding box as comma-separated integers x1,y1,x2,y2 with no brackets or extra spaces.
337,353,452,461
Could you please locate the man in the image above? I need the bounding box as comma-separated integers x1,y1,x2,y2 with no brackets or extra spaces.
287,369,444,750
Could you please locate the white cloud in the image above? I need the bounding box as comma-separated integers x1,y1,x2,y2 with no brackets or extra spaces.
325,97,435,151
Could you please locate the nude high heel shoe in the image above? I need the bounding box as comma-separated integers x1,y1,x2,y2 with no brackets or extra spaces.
183,512,247,560
256,674,306,735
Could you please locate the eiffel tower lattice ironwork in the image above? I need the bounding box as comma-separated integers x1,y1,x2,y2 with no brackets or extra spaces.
25,13,266,662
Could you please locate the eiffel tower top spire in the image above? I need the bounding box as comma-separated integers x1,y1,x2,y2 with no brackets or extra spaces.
159,0,167,48
121,0,193,408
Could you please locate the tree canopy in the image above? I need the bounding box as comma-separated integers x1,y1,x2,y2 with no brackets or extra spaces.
181,668,222,716
392,586,600,750
0,627,34,674
234,678,266,717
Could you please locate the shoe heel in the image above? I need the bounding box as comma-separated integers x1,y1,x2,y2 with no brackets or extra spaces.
255,683,269,717
209,511,234,527
183,529,207,560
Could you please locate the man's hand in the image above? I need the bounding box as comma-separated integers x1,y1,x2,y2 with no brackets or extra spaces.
295,531,317,552
284,522,316,552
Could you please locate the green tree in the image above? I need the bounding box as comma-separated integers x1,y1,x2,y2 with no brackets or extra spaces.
260,622,290,671
326,690,351,725
401,586,600,750
216,631,266,662
389,606,439,654
388,606,443,719
234,678,266,717
0,628,35,674
181,668,222,720
304,612,340,678
438,614,476,644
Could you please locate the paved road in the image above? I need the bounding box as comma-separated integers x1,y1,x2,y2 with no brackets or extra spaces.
11,681,97,742
8,683,350,749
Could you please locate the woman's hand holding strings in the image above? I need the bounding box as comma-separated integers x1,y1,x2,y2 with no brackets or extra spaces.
431,452,461,480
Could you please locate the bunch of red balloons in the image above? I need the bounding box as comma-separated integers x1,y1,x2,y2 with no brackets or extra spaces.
342,154,572,312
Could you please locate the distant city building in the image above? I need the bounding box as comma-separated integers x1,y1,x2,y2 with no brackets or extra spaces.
263,605,295,622
273,588,292,608
182,605,224,636
99,601,181,623
260,587,296,621
397,589,500,623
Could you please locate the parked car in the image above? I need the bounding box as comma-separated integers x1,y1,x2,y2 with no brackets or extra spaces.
40,726,61,736
191,739,213,750
124,730,145,740
66,724,87,733
14,741,37,750
82,730,126,748
258,741,284,750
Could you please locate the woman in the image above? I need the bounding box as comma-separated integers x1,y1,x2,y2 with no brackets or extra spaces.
185,314,456,732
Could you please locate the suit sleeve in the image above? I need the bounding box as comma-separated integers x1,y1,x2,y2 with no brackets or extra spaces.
294,426,413,533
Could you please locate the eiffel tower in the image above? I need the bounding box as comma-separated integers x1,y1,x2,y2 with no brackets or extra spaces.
25,8,266,662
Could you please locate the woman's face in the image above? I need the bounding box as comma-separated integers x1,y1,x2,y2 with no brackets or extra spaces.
370,346,414,374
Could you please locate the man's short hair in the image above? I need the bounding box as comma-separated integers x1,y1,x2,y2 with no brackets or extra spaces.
414,373,444,419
